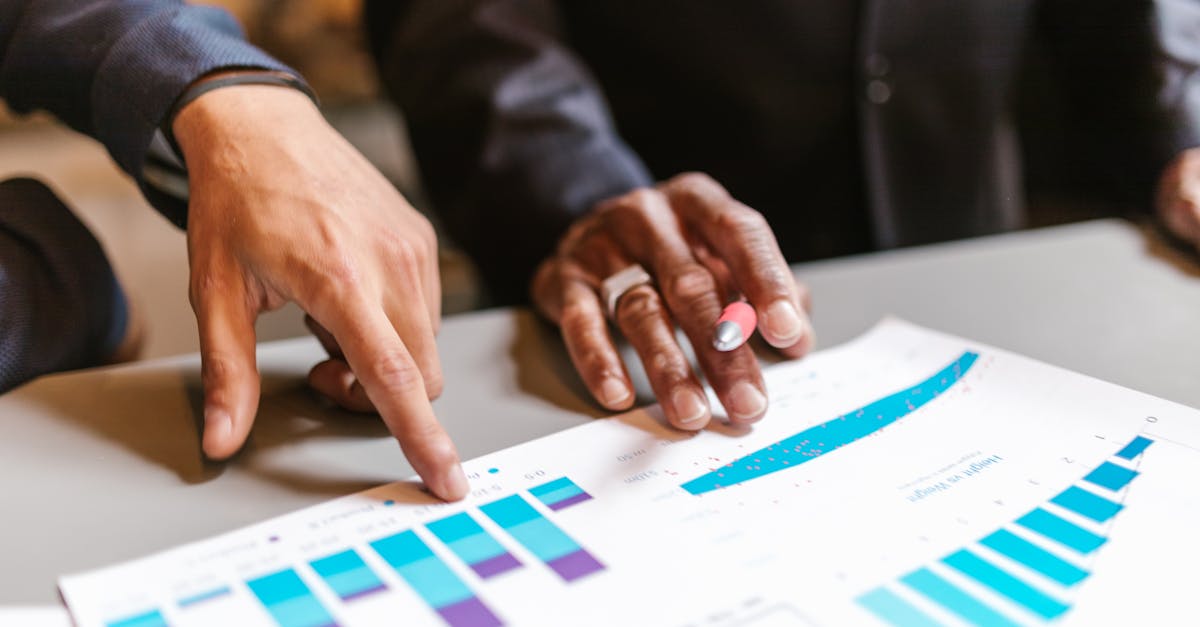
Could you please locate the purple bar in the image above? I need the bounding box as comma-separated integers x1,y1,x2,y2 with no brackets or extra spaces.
341,583,389,602
546,549,605,582
471,552,522,579
436,596,503,627
546,492,593,511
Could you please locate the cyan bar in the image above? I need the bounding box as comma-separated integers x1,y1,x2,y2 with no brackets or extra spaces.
311,549,386,601
979,529,1088,586
481,494,604,582
529,476,576,497
1084,462,1139,492
427,512,509,564
942,550,1069,619
106,610,168,627
480,495,581,561
178,585,232,608
1016,509,1106,554
478,494,541,527
246,569,336,627
426,512,485,543
370,529,435,568
370,531,474,609
531,484,585,507
856,587,942,627
900,568,1018,627
1115,436,1153,460
1051,486,1123,523
395,557,475,608
505,517,580,562
681,351,978,495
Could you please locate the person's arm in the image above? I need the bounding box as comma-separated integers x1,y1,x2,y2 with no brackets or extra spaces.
0,0,297,225
365,0,654,303
368,1,813,431
1,0,466,500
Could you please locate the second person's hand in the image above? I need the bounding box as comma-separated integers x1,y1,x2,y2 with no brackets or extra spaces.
532,173,814,430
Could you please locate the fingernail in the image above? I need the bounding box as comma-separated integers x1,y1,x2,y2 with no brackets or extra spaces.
205,408,232,441
764,300,804,344
439,464,470,500
599,377,632,408
671,387,708,426
727,381,766,421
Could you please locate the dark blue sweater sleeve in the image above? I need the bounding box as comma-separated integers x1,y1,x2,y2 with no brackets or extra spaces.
365,0,653,304
0,0,302,227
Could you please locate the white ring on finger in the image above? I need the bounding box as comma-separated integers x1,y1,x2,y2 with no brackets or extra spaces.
600,264,654,320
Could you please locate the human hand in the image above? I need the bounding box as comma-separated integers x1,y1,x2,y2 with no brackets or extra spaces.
173,81,466,500
1158,148,1200,246
532,173,814,430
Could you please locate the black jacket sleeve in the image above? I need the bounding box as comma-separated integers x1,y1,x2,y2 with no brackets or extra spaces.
365,0,653,304
0,0,303,228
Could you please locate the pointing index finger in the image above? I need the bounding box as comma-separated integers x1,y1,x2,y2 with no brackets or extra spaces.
318,300,467,500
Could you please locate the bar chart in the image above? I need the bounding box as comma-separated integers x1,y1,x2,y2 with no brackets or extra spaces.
65,322,1200,627
857,436,1153,626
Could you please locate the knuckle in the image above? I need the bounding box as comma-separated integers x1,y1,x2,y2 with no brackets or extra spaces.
188,270,224,310
617,287,665,327
667,171,724,199
390,237,424,270
648,350,688,377
559,302,598,335
202,352,241,385
664,263,717,305
605,187,663,219
369,349,424,392
716,205,769,234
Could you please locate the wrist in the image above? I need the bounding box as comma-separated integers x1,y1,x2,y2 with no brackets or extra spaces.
169,70,319,162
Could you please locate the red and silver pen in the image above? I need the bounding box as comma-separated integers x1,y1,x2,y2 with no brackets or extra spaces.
712,301,757,351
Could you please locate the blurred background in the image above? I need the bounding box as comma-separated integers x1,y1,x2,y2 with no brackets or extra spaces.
0,0,1138,361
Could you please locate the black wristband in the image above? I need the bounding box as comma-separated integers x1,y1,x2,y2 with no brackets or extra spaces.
162,70,319,160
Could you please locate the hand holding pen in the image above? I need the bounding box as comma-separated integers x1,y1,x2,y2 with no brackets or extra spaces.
532,173,814,431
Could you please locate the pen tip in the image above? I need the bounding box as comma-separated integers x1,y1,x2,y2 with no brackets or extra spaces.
713,321,744,352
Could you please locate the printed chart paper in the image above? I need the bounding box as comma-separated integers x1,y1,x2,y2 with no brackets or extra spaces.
60,320,1200,626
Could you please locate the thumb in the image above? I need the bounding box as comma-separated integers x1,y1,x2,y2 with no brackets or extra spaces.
191,268,261,459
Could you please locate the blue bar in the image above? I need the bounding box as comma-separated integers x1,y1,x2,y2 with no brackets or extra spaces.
310,549,386,601
369,530,474,609
1084,462,1139,492
480,495,579,561
681,352,978,495
1051,486,1123,523
531,484,584,506
107,610,168,627
427,512,513,565
856,587,942,627
1016,509,1106,554
979,529,1088,586
942,550,1069,619
900,568,1018,627
1115,436,1153,460
246,568,336,627
178,585,232,608
529,476,576,497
